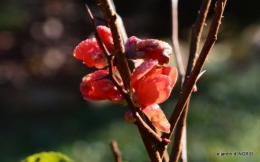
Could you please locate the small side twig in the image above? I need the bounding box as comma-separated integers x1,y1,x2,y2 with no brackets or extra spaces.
110,140,122,162
160,0,227,158
168,0,186,161
169,0,212,161
171,0,185,83
136,112,162,143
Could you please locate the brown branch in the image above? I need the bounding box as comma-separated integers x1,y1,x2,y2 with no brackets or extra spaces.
186,0,212,75
160,0,227,158
168,0,186,161
169,99,190,162
109,0,128,43
86,4,111,58
99,0,131,91
110,140,122,162
98,1,163,161
169,0,212,161
135,112,162,162
136,112,162,143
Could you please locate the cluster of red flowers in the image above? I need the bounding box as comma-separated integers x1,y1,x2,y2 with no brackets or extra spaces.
73,26,178,133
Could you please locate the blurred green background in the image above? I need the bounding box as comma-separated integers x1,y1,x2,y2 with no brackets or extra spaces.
0,0,260,161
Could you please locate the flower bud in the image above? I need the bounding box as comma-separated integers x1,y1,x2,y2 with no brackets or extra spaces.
125,36,172,65
124,111,136,124
162,138,171,145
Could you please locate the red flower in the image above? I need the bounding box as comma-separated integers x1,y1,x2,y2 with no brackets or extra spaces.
131,59,178,107
125,36,172,65
142,104,170,133
80,70,125,105
73,26,114,69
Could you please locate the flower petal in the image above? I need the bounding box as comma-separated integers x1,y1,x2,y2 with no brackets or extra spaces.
80,70,125,104
131,59,158,87
142,104,170,133
73,38,99,60
80,73,106,101
96,25,114,52
137,39,172,64
125,36,144,59
73,38,108,68
159,66,178,88
88,51,108,69
92,79,124,104
133,75,172,106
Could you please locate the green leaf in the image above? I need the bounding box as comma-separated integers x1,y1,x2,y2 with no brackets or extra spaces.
21,152,74,162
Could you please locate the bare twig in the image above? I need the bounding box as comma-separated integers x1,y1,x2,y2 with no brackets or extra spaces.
186,0,212,75
160,0,227,158
136,112,162,143
86,4,111,58
109,0,128,43
169,99,190,162
110,140,122,162
99,0,131,91
171,0,185,83
169,0,212,161
180,124,187,162
168,0,186,161
98,1,163,161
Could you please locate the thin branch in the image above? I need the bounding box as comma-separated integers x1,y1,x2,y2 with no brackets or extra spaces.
180,124,187,162
169,0,212,161
171,0,185,83
109,0,128,43
85,4,127,95
186,0,212,75
169,99,190,162
168,0,186,161
136,112,162,143
99,0,131,91
86,5,111,58
160,0,227,157
110,140,122,162
98,1,163,161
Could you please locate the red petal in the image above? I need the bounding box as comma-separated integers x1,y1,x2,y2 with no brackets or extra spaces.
80,73,105,101
131,60,158,87
89,69,108,78
159,66,178,88
82,70,124,104
133,75,172,106
142,104,170,133
92,79,124,104
96,25,114,51
80,82,105,101
87,51,108,69
73,38,100,67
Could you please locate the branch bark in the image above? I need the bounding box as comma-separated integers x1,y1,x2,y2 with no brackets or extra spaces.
110,140,122,162
169,0,212,161
99,0,131,90
99,1,163,161
171,0,185,83
160,0,227,158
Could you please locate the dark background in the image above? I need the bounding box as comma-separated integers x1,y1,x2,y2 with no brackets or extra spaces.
0,0,260,161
